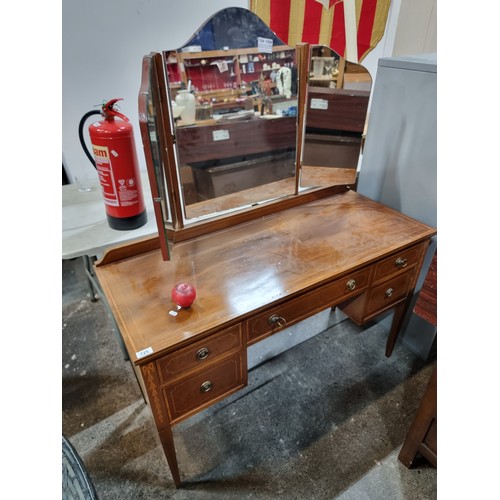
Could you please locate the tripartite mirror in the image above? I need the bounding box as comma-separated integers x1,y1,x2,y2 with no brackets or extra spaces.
139,7,372,261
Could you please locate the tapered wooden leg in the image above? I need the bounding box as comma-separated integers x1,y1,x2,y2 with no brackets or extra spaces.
140,362,181,486
158,426,181,488
385,297,412,357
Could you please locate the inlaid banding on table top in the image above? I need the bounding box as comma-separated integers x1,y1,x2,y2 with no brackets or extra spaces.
96,192,435,364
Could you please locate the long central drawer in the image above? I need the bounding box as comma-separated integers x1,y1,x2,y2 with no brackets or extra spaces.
246,268,370,344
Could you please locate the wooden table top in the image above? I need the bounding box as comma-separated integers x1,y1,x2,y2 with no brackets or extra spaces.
95,190,435,364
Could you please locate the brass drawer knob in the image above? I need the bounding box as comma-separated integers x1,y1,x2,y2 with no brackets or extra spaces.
197,347,209,360
385,287,394,298
346,279,357,291
268,314,287,328
395,257,408,269
200,381,213,393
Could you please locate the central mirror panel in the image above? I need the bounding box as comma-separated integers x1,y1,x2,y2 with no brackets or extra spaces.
164,7,299,221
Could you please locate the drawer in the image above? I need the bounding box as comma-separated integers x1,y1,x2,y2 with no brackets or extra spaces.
365,270,415,316
157,324,243,383
163,352,246,423
372,245,423,284
247,268,370,344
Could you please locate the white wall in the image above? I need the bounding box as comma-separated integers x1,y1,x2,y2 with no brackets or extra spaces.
62,0,434,183
357,0,401,93
62,0,247,184
393,0,437,56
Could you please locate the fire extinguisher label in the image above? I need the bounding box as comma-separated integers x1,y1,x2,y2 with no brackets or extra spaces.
93,145,120,207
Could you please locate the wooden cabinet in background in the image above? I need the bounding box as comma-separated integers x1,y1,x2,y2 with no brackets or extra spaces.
398,366,437,468
398,251,437,468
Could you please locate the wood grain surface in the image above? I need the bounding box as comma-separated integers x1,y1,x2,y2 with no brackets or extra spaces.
96,190,435,364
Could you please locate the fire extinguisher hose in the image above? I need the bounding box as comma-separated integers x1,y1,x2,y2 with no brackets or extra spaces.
78,110,101,168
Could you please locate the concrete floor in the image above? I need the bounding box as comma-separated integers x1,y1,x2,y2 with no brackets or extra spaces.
62,256,437,499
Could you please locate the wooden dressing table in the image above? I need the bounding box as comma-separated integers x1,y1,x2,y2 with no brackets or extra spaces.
94,7,436,487
95,189,435,486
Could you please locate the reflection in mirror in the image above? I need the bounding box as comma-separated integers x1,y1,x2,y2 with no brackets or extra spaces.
300,45,371,191
163,7,300,221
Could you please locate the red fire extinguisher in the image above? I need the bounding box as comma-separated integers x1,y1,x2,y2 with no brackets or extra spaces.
79,98,147,230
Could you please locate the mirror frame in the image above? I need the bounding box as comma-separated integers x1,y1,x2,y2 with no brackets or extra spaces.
138,53,171,259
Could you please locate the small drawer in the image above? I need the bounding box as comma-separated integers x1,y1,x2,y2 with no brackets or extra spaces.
157,324,243,383
372,245,423,284
164,353,246,423
365,270,414,316
247,268,370,344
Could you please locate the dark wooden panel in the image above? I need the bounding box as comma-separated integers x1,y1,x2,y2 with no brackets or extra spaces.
306,88,369,133
176,116,296,165
303,133,361,168
191,151,295,200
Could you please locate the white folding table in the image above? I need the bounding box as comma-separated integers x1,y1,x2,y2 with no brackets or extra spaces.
62,170,157,358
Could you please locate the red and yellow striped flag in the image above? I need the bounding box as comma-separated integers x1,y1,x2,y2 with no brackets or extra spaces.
249,0,391,62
